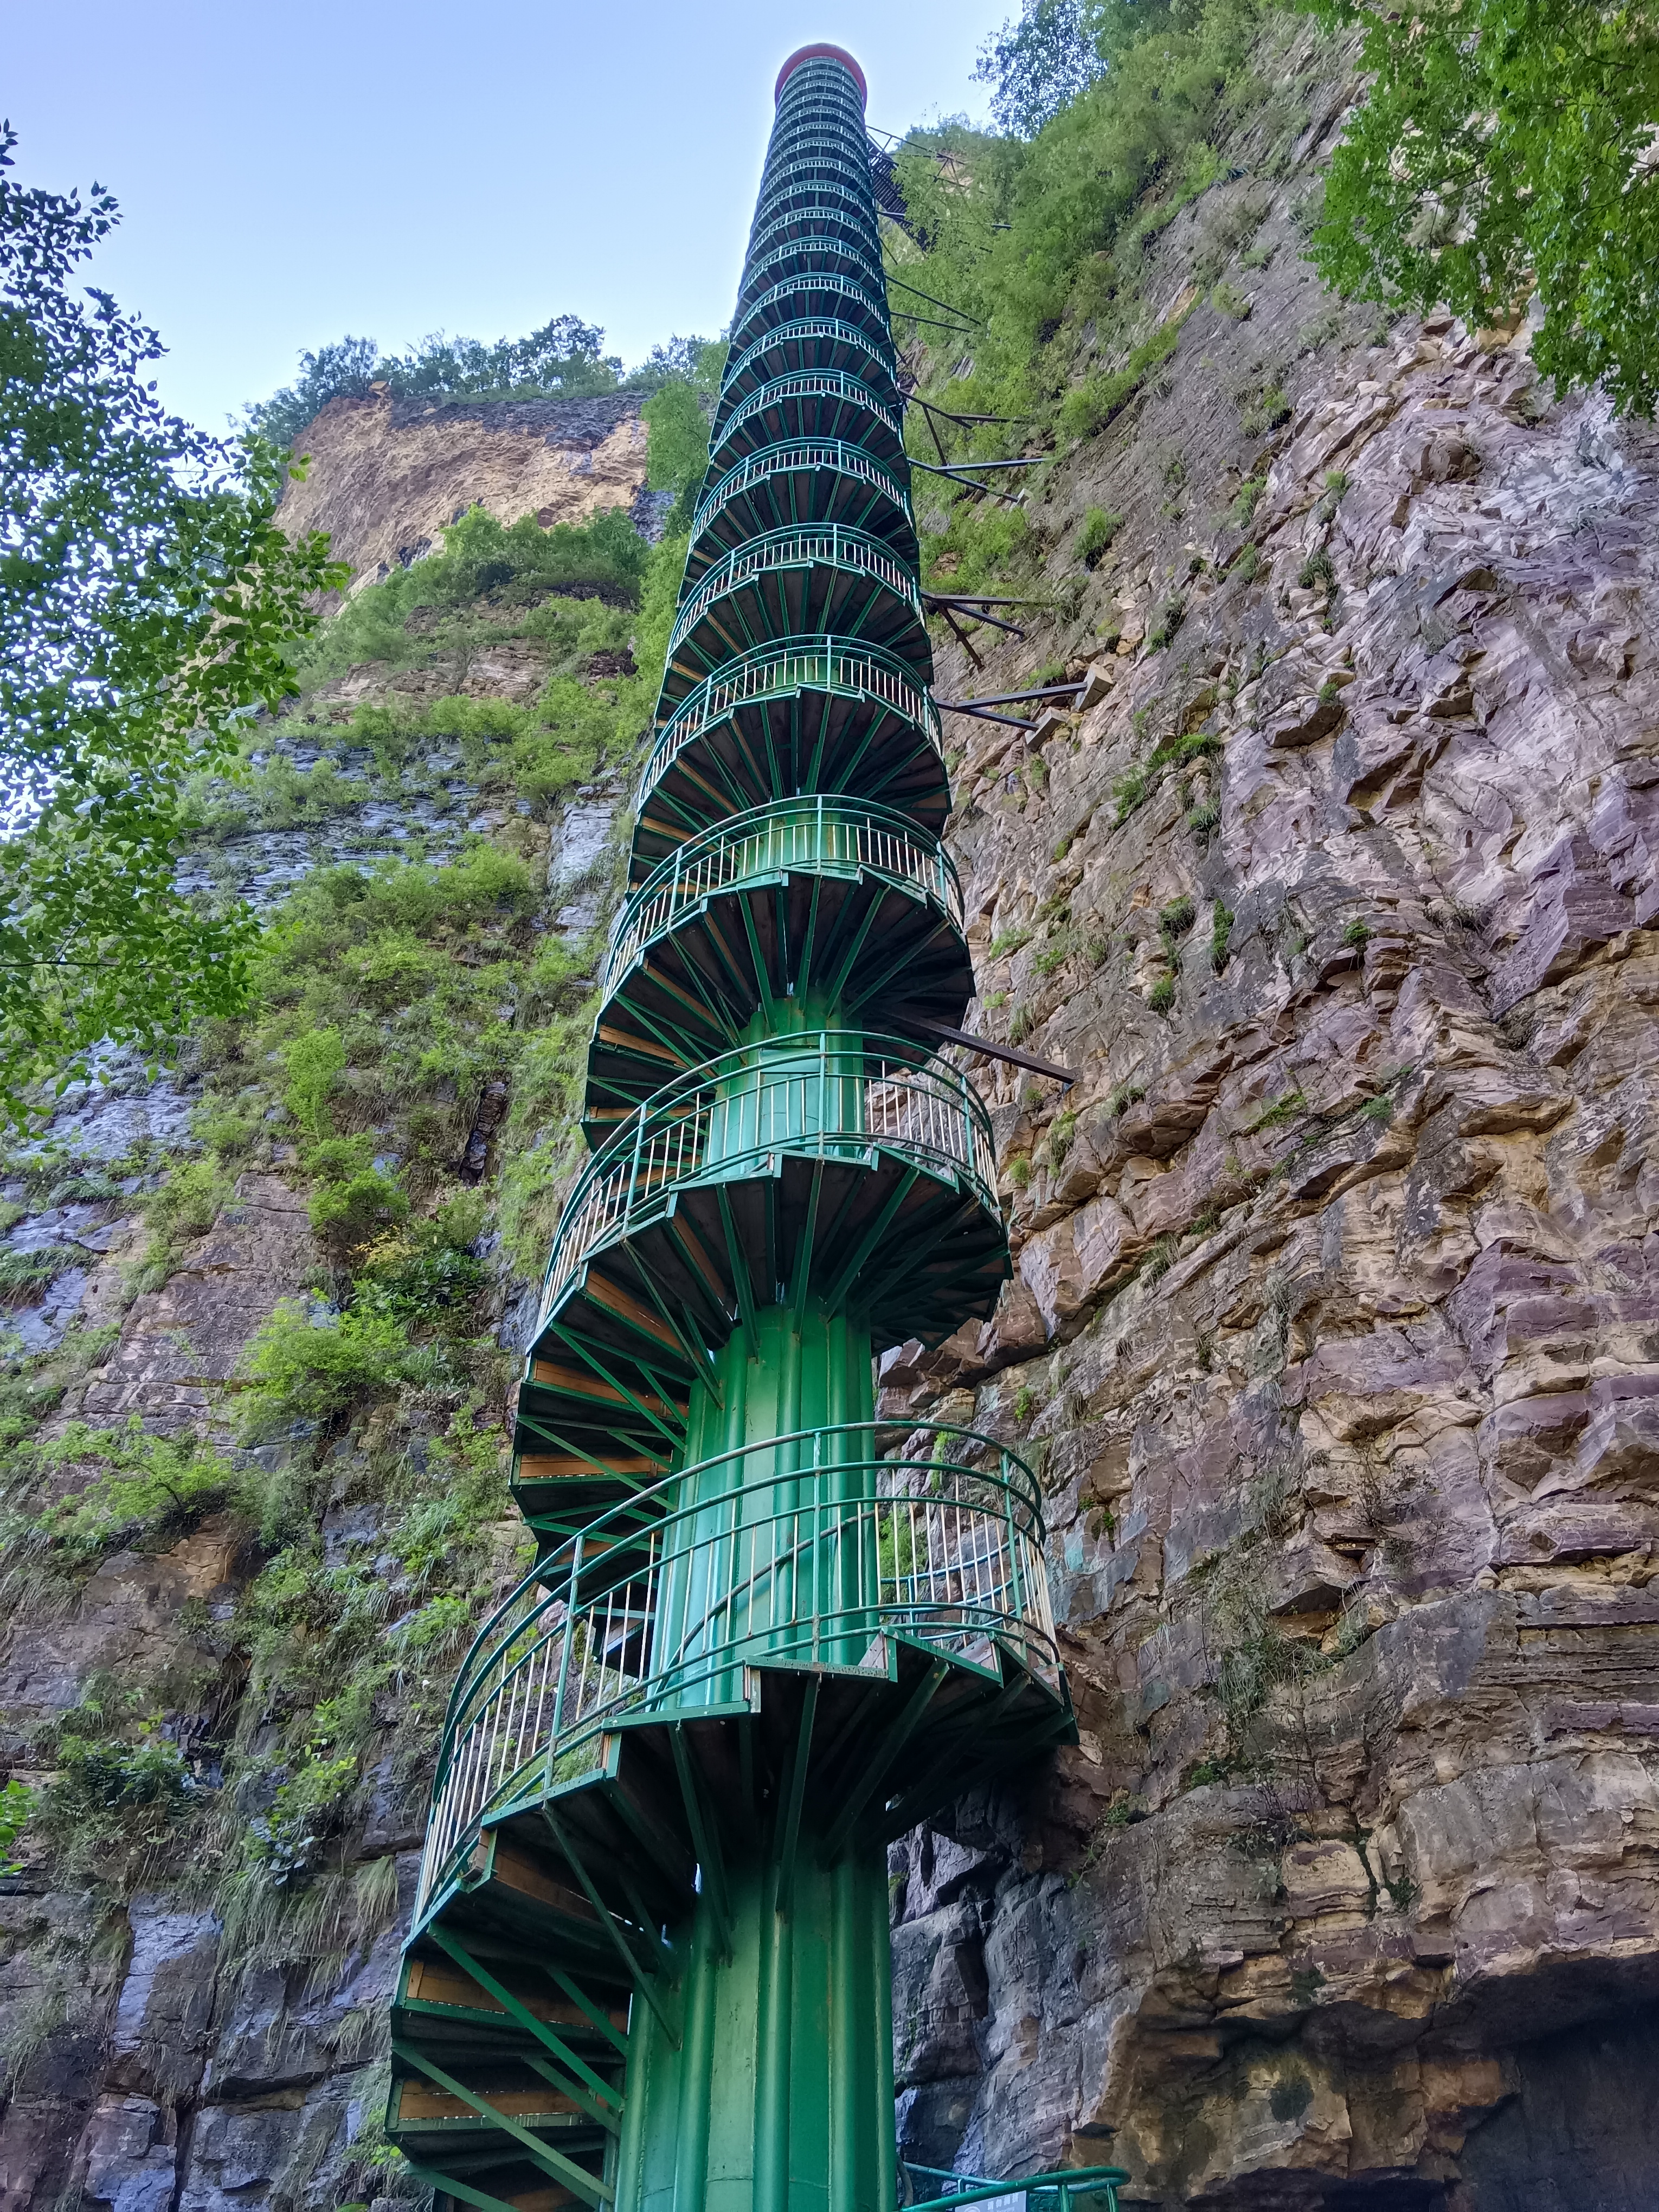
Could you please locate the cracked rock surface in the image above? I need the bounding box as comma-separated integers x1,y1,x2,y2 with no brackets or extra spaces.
883,176,1659,2212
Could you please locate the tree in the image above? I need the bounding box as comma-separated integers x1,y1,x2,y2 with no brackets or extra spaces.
1304,0,1659,415
974,0,1110,135
0,125,345,1122
241,333,381,448
246,316,627,451
638,338,726,524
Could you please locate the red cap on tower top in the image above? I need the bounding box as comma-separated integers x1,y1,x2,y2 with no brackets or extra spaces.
775,44,867,105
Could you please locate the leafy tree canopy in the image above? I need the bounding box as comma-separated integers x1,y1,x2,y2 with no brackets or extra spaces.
639,336,727,524
246,322,728,453
1302,0,1659,414
891,0,1250,406
975,0,1111,133
0,125,344,1123
628,333,725,398
244,315,625,450
974,0,1182,134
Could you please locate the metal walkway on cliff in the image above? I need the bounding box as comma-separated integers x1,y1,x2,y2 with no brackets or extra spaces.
386,43,1122,2212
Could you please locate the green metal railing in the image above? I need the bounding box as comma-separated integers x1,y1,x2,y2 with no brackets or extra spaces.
745,205,882,275
904,2169,1129,2212
756,153,876,205
768,98,867,143
739,234,888,307
668,522,922,663
713,370,903,460
415,1428,1057,1917
730,271,891,349
603,798,960,991
539,1031,996,1328
714,320,897,424
636,633,941,806
690,435,912,545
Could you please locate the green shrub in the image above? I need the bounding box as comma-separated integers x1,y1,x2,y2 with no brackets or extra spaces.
1240,381,1291,439
1112,764,1151,824
0,1781,33,1876
1341,916,1371,947
237,1302,419,1439
920,498,1030,596
1142,1232,1179,1278
247,1744,361,1887
1233,543,1261,583
1211,904,1236,973
353,1200,487,1321
0,1247,78,1293
281,1030,346,1139
1248,1088,1306,1133
21,1420,242,1565
144,1158,231,1245
1230,475,1266,526
1076,506,1123,569
1298,546,1336,593
1149,973,1177,1013
641,377,713,525
128,1156,235,1290
30,1682,204,1877
1159,895,1197,940
308,1167,409,1262
56,1729,194,1812
1147,595,1186,650
192,1102,265,1165
292,505,651,689
1057,316,1193,443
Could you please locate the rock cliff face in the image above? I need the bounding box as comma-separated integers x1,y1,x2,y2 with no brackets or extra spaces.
3,44,1658,2212
880,149,1659,2212
275,387,657,588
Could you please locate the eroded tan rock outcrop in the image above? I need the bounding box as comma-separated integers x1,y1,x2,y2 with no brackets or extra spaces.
276,387,653,588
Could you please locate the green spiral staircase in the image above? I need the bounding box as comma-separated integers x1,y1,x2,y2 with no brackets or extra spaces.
386,46,1115,2212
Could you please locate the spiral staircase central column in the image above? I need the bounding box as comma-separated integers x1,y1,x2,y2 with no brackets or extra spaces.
387,44,1077,2212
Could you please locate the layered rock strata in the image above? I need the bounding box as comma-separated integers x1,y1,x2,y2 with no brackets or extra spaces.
880,170,1659,2212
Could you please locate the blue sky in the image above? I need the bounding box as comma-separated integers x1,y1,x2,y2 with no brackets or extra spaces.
9,1,1009,433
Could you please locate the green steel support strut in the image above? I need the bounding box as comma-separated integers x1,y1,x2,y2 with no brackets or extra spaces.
427,1926,625,2118
390,2041,615,2206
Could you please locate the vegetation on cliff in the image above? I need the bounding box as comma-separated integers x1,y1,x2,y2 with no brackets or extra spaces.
889,0,1270,588
0,388,697,2023
4,16,1654,2191
247,319,722,451
1304,0,1659,414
